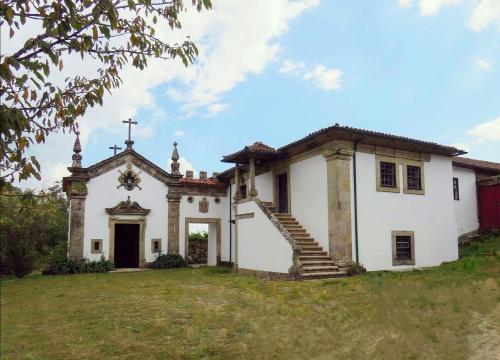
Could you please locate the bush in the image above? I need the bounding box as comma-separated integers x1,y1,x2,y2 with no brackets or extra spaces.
151,254,186,269
43,254,114,275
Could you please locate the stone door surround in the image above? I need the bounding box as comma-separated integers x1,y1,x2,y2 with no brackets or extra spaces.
108,216,146,267
184,217,221,264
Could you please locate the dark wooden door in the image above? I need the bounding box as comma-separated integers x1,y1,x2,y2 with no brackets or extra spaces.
479,184,500,231
114,223,140,268
277,173,288,213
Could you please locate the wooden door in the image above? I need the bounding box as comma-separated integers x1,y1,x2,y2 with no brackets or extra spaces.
114,223,140,268
277,173,288,213
478,184,500,230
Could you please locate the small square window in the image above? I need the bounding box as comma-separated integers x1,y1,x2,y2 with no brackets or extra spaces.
380,162,396,187
91,239,103,254
407,165,422,190
151,239,161,253
395,236,412,260
453,178,460,200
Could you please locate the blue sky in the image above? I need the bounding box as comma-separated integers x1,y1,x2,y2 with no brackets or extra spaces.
8,0,499,187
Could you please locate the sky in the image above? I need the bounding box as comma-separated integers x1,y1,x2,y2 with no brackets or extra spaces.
4,0,500,189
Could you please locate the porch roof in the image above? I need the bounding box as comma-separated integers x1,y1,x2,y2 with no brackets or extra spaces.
221,142,284,164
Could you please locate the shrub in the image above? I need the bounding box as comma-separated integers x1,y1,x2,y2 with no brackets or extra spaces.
43,254,114,275
151,253,186,269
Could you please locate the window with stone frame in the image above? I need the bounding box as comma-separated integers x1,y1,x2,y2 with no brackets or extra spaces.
151,239,161,253
406,165,422,190
453,178,460,200
91,239,103,254
380,161,397,187
392,231,415,266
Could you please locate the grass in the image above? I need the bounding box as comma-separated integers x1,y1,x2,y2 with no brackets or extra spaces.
1,236,499,360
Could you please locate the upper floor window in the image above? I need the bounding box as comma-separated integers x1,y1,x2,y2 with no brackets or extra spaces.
406,165,422,190
453,178,460,200
380,162,396,187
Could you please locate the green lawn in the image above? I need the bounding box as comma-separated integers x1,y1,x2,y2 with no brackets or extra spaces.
1,236,499,360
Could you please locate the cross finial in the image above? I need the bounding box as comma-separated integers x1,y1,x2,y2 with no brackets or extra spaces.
109,144,122,156
122,118,138,150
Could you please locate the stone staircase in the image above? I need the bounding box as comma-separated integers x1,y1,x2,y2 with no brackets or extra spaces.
263,202,347,280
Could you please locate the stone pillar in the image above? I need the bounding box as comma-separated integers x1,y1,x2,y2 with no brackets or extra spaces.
324,147,354,262
167,186,181,255
233,164,242,201
248,158,258,198
68,196,85,259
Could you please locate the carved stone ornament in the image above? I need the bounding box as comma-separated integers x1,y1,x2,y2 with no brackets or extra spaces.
117,163,142,191
105,196,151,215
199,197,209,213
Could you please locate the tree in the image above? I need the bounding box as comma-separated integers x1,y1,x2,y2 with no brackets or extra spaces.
0,184,68,277
0,0,211,185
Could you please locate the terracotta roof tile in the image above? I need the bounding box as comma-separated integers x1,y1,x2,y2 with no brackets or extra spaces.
247,142,277,153
452,157,500,173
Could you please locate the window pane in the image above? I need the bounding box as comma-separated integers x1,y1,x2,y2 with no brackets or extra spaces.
407,165,421,190
396,236,412,259
380,162,396,187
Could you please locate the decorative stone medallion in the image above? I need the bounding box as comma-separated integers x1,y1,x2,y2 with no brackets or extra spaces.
117,163,142,191
214,197,221,204
199,197,209,213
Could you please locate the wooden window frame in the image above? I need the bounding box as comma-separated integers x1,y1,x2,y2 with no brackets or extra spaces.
453,177,460,200
376,155,400,193
391,231,415,266
403,160,425,195
91,239,103,254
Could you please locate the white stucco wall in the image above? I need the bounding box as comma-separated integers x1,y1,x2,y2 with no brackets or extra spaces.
179,194,230,262
356,153,458,271
83,163,169,262
452,167,479,236
290,155,329,252
237,201,293,273
255,171,273,202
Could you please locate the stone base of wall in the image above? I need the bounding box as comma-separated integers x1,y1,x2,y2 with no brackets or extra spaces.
236,267,300,281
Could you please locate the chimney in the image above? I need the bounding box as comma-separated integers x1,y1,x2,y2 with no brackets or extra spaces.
212,172,220,178
186,170,193,179
199,171,207,179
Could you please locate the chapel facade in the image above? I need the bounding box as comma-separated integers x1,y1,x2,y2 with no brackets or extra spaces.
63,123,500,279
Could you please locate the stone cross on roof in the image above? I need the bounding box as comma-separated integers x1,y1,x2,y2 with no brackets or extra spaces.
122,118,137,150
109,144,122,155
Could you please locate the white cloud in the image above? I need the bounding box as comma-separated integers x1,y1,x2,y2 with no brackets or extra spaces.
476,58,492,69
466,116,500,144
303,65,343,91
418,0,460,16
173,130,187,137
469,0,500,32
169,156,196,175
398,0,414,8
206,103,228,117
279,60,306,74
41,162,71,188
280,60,343,91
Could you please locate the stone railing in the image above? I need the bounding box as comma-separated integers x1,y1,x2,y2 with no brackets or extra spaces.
253,197,304,276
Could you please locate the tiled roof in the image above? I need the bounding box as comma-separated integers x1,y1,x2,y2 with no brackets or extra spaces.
247,142,277,153
222,141,279,162
278,123,465,156
452,157,500,173
178,177,226,187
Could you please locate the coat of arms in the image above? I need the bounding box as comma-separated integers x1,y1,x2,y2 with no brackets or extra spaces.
117,163,142,190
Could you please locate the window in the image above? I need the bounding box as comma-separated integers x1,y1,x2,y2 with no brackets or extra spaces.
240,184,247,199
392,231,415,266
453,178,460,200
380,162,396,187
406,165,422,190
91,239,102,254
151,239,161,253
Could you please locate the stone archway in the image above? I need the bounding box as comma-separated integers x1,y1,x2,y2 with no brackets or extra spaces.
184,217,221,265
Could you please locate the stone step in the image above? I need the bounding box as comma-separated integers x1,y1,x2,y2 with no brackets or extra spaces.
300,260,336,266
299,255,332,261
300,250,328,256
299,245,323,251
295,240,318,246
279,220,299,225
300,271,347,280
302,265,339,273
287,229,307,234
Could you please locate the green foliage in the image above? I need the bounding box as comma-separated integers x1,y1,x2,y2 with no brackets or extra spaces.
0,184,68,277
151,253,186,269
189,230,208,243
43,245,114,275
0,0,212,184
